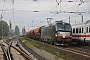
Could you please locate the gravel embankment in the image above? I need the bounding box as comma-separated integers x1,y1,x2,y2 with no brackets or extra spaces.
18,39,64,60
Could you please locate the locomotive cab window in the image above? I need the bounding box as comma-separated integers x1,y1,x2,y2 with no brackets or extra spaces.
64,23,71,31
57,23,64,30
57,23,71,31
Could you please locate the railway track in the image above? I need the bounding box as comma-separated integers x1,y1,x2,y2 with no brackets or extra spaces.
65,47,90,56
0,43,9,60
26,37,90,60
0,39,37,60
0,40,9,60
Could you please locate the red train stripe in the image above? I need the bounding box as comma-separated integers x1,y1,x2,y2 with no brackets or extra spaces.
65,36,70,38
58,36,63,38
72,35,90,37
58,36,70,38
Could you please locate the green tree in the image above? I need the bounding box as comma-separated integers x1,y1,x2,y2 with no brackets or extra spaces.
0,20,9,38
15,26,20,36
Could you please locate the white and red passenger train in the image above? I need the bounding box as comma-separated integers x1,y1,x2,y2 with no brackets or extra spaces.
72,20,90,45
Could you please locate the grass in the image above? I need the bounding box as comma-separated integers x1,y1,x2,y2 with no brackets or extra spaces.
21,37,76,60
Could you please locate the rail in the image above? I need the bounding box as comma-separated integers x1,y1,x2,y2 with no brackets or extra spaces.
7,41,13,60
3,39,35,60
17,40,33,60
26,37,90,60
1,44,9,60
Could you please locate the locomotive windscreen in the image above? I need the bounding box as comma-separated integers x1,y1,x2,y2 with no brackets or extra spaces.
64,23,71,31
57,23,64,30
57,23,71,31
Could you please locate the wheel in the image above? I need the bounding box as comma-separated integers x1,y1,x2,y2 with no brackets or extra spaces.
50,41,54,45
89,41,90,46
83,39,87,46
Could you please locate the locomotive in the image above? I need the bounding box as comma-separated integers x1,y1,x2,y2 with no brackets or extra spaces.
26,21,72,46
40,21,72,46
72,20,90,45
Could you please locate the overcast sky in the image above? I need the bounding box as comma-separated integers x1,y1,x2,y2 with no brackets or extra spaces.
0,0,90,32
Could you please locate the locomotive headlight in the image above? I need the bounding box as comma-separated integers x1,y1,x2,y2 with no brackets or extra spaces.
70,36,72,38
55,34,57,37
55,33,58,37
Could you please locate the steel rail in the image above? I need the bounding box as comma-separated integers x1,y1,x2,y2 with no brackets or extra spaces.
1,44,9,60
7,41,13,60
26,37,90,60
12,44,33,60
64,47,90,56
4,39,34,60
17,40,33,60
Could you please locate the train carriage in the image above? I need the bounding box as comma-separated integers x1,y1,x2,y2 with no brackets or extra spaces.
72,20,90,45
26,31,31,38
29,30,35,39
33,27,42,40
40,21,72,46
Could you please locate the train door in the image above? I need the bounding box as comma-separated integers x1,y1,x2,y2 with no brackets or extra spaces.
85,25,90,43
79,27,84,40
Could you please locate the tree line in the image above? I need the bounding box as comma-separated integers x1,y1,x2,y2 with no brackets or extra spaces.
0,20,24,38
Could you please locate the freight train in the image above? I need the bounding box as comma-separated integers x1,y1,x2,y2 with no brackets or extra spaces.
72,20,90,45
26,21,72,46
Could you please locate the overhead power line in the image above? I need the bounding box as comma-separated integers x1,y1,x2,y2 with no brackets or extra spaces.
56,0,62,5
80,0,84,4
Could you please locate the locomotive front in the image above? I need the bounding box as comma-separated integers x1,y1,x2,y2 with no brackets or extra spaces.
54,22,72,46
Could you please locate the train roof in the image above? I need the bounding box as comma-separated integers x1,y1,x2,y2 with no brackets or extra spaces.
33,26,42,33
53,21,70,25
44,21,71,27
72,20,90,26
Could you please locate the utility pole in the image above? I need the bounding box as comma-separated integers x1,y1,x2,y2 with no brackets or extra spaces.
1,15,3,39
82,15,83,22
9,20,12,39
75,21,76,24
69,16,70,23
32,20,33,30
